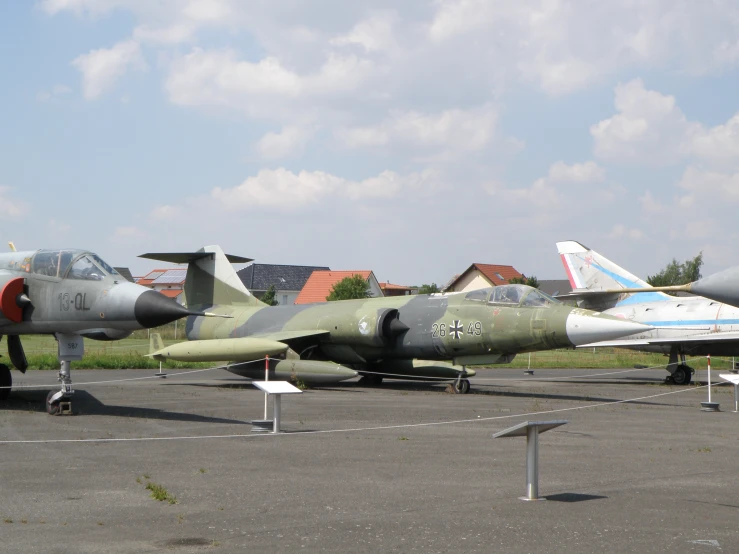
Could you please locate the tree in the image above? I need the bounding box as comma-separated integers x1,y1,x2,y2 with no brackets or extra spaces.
508,275,540,288
326,274,372,301
647,253,703,288
418,283,440,295
261,284,279,306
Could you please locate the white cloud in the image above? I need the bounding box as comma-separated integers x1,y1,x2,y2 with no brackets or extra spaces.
335,104,501,160
36,84,72,102
591,79,696,164
490,160,605,209
72,40,146,99
165,48,372,117
330,12,397,53
677,166,739,207
209,167,413,211
606,224,644,240
592,79,739,170
547,161,605,183
0,187,29,220
691,114,739,171
149,204,182,221
112,226,148,241
254,126,313,160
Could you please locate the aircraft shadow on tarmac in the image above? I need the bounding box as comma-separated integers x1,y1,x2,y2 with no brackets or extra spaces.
545,493,608,503
2,390,247,424
461,387,680,407
172,379,687,407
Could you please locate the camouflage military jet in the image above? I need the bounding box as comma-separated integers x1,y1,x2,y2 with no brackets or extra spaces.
0,247,212,412
557,240,739,384
142,246,651,393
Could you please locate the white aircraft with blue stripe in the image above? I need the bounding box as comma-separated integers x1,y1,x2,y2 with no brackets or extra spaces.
557,240,739,385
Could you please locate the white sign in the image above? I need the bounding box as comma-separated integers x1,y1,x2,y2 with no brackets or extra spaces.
252,381,303,395
719,373,739,385
57,334,84,361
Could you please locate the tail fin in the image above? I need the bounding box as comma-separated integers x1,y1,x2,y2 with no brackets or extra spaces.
556,240,670,308
140,246,266,309
149,332,164,355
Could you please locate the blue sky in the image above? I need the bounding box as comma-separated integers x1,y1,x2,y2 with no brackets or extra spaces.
1,1,739,285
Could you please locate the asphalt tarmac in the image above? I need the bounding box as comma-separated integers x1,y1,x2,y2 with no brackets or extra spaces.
1,366,738,553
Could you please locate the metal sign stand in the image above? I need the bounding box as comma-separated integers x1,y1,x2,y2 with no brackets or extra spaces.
251,381,303,433
701,355,720,412
156,361,167,379
494,420,569,501
719,373,739,412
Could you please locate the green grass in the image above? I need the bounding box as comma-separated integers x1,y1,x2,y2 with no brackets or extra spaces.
15,335,215,370
9,334,736,371
145,482,178,504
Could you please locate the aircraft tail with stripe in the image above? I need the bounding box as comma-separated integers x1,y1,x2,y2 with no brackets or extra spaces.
556,241,671,310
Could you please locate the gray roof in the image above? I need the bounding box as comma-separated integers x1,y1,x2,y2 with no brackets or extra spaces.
151,268,187,285
237,263,330,292
113,267,135,283
538,279,573,297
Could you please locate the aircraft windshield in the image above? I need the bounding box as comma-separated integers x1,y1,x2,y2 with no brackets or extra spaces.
488,285,526,305
67,255,106,281
521,289,560,307
90,253,118,276
31,250,78,278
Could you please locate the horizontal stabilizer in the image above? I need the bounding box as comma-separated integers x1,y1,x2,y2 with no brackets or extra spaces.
140,252,252,264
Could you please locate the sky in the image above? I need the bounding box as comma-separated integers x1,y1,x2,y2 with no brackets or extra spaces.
1,1,739,286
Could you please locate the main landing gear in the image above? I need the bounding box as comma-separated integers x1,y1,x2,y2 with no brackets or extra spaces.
667,349,693,386
46,359,74,415
45,333,82,416
452,367,471,394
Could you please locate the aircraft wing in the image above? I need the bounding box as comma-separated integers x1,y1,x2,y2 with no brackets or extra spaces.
579,331,739,349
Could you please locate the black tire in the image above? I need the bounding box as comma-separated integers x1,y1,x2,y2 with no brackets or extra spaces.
359,374,383,386
453,378,471,394
0,364,11,402
671,366,690,386
46,390,60,416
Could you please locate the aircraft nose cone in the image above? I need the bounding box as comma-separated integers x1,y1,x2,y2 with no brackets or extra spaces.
134,290,193,329
565,312,650,346
690,267,739,307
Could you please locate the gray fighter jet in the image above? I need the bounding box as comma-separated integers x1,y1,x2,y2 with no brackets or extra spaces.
0,247,220,413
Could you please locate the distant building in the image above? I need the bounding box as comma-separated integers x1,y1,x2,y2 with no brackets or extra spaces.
137,268,186,303
380,282,415,297
295,270,384,304
237,263,330,306
537,279,573,298
443,263,524,293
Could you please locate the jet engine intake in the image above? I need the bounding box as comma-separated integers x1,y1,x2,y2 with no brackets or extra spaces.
0,278,29,324
327,308,409,347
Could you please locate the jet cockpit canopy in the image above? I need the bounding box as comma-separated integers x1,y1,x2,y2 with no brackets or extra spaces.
7,249,121,281
464,285,561,308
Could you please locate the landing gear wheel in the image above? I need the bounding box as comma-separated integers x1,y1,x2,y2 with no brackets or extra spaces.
671,365,691,386
453,378,471,394
46,390,61,416
359,374,383,387
0,364,11,402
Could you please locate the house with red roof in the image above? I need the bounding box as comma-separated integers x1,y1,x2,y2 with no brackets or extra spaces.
136,268,187,303
379,281,415,297
295,270,384,304
443,263,524,293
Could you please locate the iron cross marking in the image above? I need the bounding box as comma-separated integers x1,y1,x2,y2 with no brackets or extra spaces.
450,320,464,340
